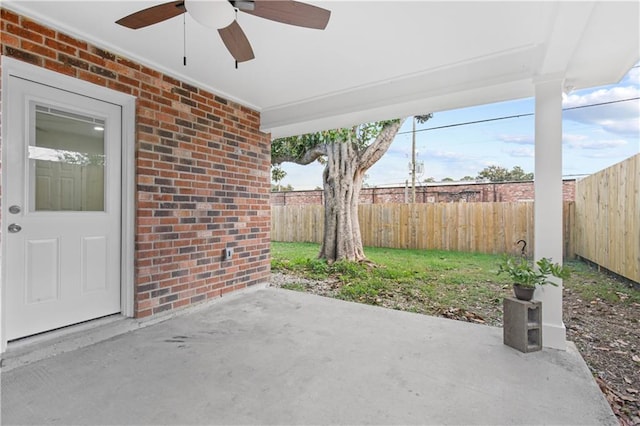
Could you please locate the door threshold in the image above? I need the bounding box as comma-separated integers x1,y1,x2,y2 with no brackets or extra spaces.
1,314,138,372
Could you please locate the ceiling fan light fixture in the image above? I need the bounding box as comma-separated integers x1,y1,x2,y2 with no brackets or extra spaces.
185,0,235,29
232,1,255,11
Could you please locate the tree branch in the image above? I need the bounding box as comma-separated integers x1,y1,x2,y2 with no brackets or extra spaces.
272,144,327,166
359,118,408,170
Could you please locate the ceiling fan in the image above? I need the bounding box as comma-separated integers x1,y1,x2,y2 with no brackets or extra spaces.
115,0,331,63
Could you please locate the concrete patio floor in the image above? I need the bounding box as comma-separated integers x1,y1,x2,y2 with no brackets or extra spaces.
1,287,616,425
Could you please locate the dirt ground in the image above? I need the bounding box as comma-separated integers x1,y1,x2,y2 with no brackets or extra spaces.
270,272,640,425
563,286,640,425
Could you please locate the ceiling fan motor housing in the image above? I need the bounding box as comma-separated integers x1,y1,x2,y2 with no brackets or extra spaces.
185,0,235,29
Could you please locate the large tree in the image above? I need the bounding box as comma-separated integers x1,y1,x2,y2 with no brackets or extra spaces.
271,119,407,263
476,165,534,182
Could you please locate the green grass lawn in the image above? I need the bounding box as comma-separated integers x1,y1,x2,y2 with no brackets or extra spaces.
271,242,640,325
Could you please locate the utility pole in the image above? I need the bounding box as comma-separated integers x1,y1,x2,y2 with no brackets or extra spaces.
411,116,416,203
411,114,433,203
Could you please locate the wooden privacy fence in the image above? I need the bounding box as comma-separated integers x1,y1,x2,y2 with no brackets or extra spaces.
272,202,575,258
574,154,639,283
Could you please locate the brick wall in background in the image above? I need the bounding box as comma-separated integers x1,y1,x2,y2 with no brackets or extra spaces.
1,8,271,318
271,180,576,205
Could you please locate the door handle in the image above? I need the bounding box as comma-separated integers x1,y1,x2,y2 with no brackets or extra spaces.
8,223,22,233
9,205,21,214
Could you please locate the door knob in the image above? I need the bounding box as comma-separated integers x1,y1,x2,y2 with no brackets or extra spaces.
9,205,21,214
8,223,22,233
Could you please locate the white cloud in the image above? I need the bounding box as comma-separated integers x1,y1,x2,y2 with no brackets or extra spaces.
374,149,494,182
386,136,413,157
504,147,534,158
563,86,640,135
563,86,639,109
580,152,618,159
498,134,534,145
596,118,639,134
427,149,470,162
563,133,588,143
565,139,628,150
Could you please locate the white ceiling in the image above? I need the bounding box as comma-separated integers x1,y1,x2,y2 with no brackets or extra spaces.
4,1,639,138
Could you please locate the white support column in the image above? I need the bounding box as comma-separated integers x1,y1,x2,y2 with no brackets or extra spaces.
534,78,566,351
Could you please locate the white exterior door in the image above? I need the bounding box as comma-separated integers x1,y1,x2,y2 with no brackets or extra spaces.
4,76,122,341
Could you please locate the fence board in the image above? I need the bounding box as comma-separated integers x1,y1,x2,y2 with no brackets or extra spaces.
272,201,575,258
575,154,639,283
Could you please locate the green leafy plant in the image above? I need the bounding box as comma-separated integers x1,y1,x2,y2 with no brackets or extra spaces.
497,256,570,288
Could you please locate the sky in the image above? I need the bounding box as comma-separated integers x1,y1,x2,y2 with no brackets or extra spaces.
275,65,640,190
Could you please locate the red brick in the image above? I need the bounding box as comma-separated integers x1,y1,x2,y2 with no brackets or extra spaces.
77,69,107,87
21,40,56,59
1,8,20,24
1,32,20,48
56,32,87,50
3,46,42,65
136,309,153,318
117,74,140,88
44,59,77,77
78,50,105,66
271,180,576,205
45,38,77,56
22,19,55,38
117,56,140,71
5,23,43,44
106,80,133,94
173,298,191,309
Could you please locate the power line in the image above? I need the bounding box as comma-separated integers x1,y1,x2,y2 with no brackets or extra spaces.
564,96,640,111
398,96,640,135
399,112,534,134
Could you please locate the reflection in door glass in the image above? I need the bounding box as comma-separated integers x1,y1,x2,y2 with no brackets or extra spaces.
30,108,106,211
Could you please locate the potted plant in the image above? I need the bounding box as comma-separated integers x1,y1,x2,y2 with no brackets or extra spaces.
497,256,570,301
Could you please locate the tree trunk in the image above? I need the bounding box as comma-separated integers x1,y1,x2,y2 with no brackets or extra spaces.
315,119,407,263
318,140,366,263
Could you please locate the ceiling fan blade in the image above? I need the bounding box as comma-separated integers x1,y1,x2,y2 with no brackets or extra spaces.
116,1,186,29
242,1,331,30
218,20,255,63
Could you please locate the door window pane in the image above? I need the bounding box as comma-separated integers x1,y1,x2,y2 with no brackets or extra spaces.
30,107,106,211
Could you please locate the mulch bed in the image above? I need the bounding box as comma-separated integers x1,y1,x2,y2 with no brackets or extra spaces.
564,286,640,425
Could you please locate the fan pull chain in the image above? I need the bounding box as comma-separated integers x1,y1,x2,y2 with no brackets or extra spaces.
183,13,187,66
234,8,239,70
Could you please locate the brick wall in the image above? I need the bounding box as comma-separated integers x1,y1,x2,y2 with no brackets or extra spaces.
1,9,271,318
271,180,576,205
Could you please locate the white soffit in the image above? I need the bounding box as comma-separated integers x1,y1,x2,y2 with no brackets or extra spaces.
3,1,639,138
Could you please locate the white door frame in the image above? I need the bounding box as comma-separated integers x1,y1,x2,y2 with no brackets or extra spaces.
1,56,136,352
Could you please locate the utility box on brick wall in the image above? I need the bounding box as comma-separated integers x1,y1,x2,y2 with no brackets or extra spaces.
503,297,542,352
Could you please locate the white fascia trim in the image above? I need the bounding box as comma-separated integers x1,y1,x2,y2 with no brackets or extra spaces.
263,78,535,139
